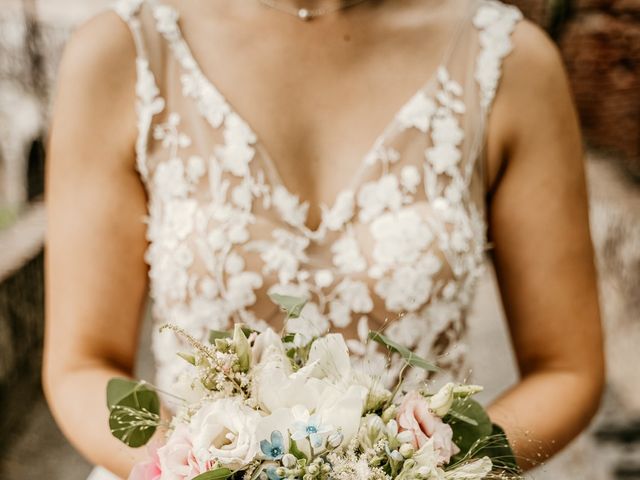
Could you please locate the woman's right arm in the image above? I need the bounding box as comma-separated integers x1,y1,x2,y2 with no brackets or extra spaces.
43,11,151,478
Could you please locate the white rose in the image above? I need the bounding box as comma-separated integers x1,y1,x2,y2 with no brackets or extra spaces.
189,398,261,470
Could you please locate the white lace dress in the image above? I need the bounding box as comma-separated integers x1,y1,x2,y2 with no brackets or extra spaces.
89,0,522,477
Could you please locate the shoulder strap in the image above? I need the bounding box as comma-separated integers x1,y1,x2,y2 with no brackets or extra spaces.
472,0,523,112
111,0,165,182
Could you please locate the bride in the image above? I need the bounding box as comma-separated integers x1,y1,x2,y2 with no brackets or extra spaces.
42,0,604,478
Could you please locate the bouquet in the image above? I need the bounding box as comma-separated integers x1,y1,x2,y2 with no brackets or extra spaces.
107,294,522,480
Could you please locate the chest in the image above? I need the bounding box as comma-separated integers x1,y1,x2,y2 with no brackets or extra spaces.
169,1,464,227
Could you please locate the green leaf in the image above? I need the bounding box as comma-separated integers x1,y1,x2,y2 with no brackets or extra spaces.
192,468,234,480
233,324,251,372
446,408,479,427
289,438,308,461
446,397,492,459
476,423,520,474
368,332,440,372
268,293,308,319
209,329,232,343
177,352,196,365
107,378,160,448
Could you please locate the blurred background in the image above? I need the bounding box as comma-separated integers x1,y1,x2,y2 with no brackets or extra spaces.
0,0,638,478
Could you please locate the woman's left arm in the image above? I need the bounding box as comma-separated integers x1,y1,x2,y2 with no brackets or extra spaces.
483,20,605,470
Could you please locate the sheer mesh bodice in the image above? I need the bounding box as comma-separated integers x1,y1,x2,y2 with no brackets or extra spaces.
111,0,523,393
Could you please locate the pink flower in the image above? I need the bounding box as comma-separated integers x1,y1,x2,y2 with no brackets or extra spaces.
397,391,460,465
156,424,205,480
128,438,162,480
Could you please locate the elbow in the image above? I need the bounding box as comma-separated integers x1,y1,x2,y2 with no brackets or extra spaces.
585,349,606,424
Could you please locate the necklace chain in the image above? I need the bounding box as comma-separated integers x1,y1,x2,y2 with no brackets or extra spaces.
257,0,371,21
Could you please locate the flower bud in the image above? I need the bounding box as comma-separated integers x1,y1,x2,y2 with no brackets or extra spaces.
428,382,455,417
328,431,344,448
390,449,404,462
397,430,414,445
399,443,414,458
381,404,397,423
358,415,386,449
307,464,319,475
282,453,297,468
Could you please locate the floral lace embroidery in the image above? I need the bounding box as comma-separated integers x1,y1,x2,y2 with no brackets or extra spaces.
111,0,523,392
473,0,523,110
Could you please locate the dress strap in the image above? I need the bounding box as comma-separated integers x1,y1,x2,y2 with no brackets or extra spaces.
472,0,523,112
111,0,165,183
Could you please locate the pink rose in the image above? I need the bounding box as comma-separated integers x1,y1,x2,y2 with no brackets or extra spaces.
397,391,460,465
128,438,162,480
156,424,206,480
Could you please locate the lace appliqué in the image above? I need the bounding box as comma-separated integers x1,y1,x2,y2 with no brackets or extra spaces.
110,0,523,392
474,0,523,110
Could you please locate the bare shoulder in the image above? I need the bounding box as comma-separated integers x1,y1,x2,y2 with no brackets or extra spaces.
505,17,568,93
52,9,139,154
489,15,579,160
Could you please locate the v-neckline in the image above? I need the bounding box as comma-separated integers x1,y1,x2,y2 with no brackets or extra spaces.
149,0,469,237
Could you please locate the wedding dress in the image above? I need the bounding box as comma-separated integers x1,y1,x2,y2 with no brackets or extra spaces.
89,0,522,477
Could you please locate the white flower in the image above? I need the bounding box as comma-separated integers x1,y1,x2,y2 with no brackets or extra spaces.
431,113,464,146
321,190,355,231
173,369,208,404
181,73,230,129
163,199,198,241
400,165,421,194
370,209,433,270
425,144,462,175
364,143,400,167
273,185,309,228
331,233,367,274
429,383,484,417
335,278,373,313
152,5,179,37
473,4,501,28
232,182,253,211
189,398,261,469
216,113,256,177
329,301,352,328
225,271,263,310
154,158,188,199
314,269,334,288
285,301,329,337
357,174,403,223
251,329,324,412
258,229,309,285
374,254,442,312
225,252,245,274
397,90,437,132
187,155,206,182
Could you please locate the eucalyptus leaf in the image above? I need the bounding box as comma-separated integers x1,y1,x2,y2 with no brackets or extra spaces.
446,408,479,427
192,468,234,480
268,293,308,319
107,378,160,448
368,332,440,372
446,397,492,459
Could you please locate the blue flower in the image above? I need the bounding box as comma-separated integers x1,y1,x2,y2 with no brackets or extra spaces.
291,413,333,449
265,467,281,480
260,430,285,460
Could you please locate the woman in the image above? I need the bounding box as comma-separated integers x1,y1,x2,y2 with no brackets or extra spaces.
42,0,605,478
